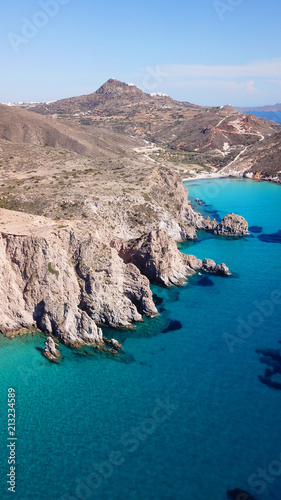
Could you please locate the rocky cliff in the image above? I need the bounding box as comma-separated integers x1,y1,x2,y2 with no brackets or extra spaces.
0,199,232,347
0,102,246,348
119,230,230,287
0,220,158,345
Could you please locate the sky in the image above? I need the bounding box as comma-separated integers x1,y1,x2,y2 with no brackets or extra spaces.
1,0,281,106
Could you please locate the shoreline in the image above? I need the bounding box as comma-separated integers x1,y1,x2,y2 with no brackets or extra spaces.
182,172,229,182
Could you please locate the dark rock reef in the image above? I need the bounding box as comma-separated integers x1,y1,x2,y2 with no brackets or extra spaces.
227,488,256,500
256,346,281,390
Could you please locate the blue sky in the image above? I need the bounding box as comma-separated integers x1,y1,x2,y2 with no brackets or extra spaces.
1,0,281,106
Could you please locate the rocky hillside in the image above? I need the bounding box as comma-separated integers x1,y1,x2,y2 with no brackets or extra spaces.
220,130,281,181
237,104,281,127
0,102,144,157
27,79,280,172
0,101,243,348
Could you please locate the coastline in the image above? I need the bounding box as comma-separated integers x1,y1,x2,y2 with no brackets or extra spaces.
182,172,229,182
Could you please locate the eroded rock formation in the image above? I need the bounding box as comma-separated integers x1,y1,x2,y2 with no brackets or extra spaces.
43,336,61,363
120,229,230,287
0,226,160,344
213,213,249,236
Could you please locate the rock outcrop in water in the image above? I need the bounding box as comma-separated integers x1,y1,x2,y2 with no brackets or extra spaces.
0,165,232,347
186,203,218,232
0,89,253,350
187,201,249,237
0,210,231,348
0,223,160,345
43,336,61,363
185,255,230,276
213,213,249,236
119,229,230,287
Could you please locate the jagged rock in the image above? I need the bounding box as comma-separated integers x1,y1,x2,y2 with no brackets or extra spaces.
120,229,195,286
0,228,157,344
186,205,218,232
214,213,249,236
37,300,103,346
214,262,231,275
184,255,203,271
74,237,158,327
187,202,248,237
185,256,231,276
104,338,123,350
0,175,231,345
120,230,231,287
202,258,231,275
43,336,61,363
204,215,219,231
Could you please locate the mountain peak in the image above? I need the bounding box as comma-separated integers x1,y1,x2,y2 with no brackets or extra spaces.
96,79,144,97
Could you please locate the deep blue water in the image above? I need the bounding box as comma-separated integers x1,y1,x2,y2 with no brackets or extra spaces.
0,178,281,500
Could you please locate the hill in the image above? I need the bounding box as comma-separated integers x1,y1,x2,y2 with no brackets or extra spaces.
236,104,281,126
220,130,281,181
27,79,280,171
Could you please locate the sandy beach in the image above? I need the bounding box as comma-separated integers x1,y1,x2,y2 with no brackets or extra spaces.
182,172,230,182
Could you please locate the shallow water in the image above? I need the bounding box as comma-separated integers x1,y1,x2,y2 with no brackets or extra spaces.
0,178,281,500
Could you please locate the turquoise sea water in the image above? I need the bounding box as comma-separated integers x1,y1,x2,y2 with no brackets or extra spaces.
0,178,281,500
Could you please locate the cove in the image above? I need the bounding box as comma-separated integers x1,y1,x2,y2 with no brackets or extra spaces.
0,178,280,500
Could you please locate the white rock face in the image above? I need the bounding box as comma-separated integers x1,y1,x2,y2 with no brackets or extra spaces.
120,230,230,287
0,228,157,345
159,218,195,241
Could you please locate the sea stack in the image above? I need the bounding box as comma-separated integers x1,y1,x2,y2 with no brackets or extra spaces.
214,213,249,236
43,337,61,363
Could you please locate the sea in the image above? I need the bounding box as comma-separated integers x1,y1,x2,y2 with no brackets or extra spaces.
0,178,281,500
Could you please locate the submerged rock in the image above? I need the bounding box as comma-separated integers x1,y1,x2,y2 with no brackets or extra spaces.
256,346,281,390
162,320,182,333
43,336,61,363
196,276,214,287
249,225,262,234
227,488,256,500
258,229,281,244
213,213,249,236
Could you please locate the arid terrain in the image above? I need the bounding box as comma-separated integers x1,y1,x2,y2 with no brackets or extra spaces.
0,80,278,350
12,79,281,179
